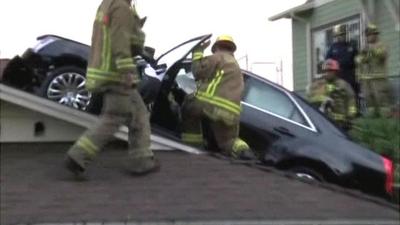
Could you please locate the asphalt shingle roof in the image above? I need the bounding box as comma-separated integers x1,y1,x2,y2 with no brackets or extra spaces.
1,143,399,225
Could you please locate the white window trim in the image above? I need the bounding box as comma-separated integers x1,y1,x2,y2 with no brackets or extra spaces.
241,101,317,133
311,15,362,79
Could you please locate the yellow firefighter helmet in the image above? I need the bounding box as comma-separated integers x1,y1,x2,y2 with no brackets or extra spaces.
211,35,237,53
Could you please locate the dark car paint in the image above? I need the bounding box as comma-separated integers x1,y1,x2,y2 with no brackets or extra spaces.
1,34,390,197
238,72,387,195
35,35,90,59
151,49,388,196
2,35,89,91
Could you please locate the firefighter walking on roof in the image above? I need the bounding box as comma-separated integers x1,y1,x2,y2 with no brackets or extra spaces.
65,0,159,178
181,35,256,160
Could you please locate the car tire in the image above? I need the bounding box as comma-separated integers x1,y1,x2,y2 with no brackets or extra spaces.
39,66,94,112
289,166,325,182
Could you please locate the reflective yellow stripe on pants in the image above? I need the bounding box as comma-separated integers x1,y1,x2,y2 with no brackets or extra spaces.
181,133,203,144
76,137,99,158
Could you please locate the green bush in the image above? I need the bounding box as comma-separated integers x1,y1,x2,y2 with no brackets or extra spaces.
349,116,400,184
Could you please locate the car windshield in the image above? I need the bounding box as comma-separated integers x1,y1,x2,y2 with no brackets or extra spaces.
156,34,211,69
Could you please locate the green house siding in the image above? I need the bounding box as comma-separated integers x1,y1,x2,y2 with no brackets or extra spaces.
376,2,400,101
310,0,362,28
292,0,400,99
292,20,308,92
376,2,400,78
293,0,363,93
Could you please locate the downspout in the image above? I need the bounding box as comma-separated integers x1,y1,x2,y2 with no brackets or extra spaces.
291,12,313,87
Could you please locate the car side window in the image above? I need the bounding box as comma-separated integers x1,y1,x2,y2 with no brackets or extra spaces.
243,77,308,126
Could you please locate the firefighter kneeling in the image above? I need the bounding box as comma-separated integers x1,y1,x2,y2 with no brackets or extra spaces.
307,59,357,130
181,35,256,160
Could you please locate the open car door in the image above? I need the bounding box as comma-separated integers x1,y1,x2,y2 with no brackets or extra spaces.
150,34,212,140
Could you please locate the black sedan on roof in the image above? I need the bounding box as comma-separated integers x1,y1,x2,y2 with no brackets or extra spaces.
1,34,395,199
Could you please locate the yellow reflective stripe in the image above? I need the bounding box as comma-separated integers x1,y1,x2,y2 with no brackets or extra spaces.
209,70,224,96
101,25,111,71
182,133,203,143
87,74,121,82
117,64,136,70
193,52,204,61
331,113,345,121
116,58,136,70
232,138,250,153
87,69,121,82
96,11,103,21
349,106,357,114
196,91,241,115
105,27,111,71
359,74,386,80
77,137,98,157
326,84,335,93
87,68,117,76
116,58,134,64
206,70,220,94
130,36,145,45
309,95,326,103
198,91,241,112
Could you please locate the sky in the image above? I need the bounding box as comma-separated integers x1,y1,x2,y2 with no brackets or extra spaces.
0,0,305,90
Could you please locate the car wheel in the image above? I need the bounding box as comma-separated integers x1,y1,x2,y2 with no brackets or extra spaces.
289,166,324,182
39,66,92,111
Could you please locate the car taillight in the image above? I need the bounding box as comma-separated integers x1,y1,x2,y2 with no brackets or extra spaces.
382,156,394,194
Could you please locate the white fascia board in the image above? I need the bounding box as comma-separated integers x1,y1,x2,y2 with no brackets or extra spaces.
0,84,204,154
269,0,336,21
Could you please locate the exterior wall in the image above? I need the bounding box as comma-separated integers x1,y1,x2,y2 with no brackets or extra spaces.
0,101,84,142
375,1,400,102
292,19,308,94
309,0,363,28
292,0,400,101
293,0,363,93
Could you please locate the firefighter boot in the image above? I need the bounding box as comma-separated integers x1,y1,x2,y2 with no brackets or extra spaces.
231,138,257,161
235,148,257,160
64,156,87,180
125,156,160,175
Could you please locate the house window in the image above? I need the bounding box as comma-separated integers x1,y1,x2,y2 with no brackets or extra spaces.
312,17,361,78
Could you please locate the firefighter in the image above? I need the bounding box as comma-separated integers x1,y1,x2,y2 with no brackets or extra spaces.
356,24,392,117
307,59,357,130
64,0,159,177
326,24,359,110
181,35,256,160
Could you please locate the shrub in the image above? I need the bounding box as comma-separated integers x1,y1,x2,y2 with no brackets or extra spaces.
349,116,400,184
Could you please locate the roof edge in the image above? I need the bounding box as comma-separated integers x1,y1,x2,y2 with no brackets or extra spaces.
269,0,336,21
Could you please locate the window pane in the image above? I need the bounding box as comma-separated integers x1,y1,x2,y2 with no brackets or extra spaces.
244,78,306,125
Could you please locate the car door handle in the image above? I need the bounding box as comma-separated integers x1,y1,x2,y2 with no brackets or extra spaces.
273,126,295,137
